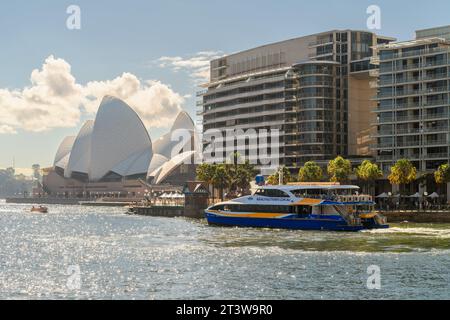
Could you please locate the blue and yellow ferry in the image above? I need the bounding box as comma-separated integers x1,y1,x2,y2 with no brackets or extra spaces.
205,183,388,232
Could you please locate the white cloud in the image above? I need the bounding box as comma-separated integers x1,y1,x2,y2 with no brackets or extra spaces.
0,55,185,134
82,74,184,129
0,125,17,134
0,55,82,133
156,51,224,82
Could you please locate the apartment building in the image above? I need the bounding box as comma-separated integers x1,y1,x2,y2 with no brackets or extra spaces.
374,25,450,174
198,30,394,174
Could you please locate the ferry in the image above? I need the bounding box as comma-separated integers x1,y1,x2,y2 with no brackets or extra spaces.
205,183,388,232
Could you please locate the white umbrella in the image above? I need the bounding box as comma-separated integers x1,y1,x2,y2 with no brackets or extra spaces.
376,192,388,198
428,192,439,199
409,192,420,198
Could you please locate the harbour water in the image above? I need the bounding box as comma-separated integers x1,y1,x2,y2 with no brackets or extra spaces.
0,200,449,300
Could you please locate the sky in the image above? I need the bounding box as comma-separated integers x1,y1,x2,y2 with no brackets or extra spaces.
1,0,450,173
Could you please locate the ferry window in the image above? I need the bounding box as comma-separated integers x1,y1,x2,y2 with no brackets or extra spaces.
236,205,292,214
254,189,265,196
210,205,224,211
292,189,323,198
254,189,289,198
296,206,312,215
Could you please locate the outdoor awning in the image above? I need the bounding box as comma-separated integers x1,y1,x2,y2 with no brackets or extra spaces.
376,192,388,198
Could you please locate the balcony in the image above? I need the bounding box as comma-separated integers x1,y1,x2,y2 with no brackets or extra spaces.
377,155,394,161
394,115,420,122
427,153,449,159
385,46,450,60
373,143,394,149
380,60,449,74
424,99,449,107
424,126,449,133
397,140,421,147
375,131,394,137
299,81,334,87
285,140,333,146
308,39,334,47
424,112,449,120
425,139,448,146
423,72,450,81
377,86,449,99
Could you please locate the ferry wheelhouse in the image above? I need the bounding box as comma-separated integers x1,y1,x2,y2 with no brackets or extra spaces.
205,184,388,232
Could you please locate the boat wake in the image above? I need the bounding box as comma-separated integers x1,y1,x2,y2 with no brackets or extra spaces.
362,227,450,238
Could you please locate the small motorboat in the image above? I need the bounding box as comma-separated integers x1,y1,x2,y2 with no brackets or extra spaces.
30,206,48,213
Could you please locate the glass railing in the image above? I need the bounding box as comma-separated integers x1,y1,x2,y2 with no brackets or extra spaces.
377,155,394,161
377,131,394,136
378,73,450,87
395,115,420,122
299,81,334,87
427,153,449,159
424,113,449,120
384,46,450,60
424,99,448,107
378,87,449,99
426,140,448,146
423,72,450,81
424,126,449,133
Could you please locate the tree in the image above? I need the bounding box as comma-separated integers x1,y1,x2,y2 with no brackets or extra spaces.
298,161,323,182
212,164,231,201
327,156,352,183
225,153,258,196
434,164,450,196
197,155,258,201
267,166,293,185
388,159,417,196
233,162,257,194
196,163,216,199
355,160,383,195
434,163,450,184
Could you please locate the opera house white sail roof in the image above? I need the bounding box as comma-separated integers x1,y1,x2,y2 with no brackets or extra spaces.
89,96,153,181
54,136,76,169
52,95,199,185
64,120,94,178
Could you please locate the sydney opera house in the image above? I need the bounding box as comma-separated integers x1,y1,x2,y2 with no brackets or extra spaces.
43,96,200,198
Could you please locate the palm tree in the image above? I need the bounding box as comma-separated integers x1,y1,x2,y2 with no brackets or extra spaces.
212,164,231,201
196,163,216,200
388,159,417,199
327,156,352,184
434,163,450,196
225,153,258,196
298,161,323,182
355,160,383,196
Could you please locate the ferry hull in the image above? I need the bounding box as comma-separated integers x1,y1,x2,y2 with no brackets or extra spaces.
205,212,365,232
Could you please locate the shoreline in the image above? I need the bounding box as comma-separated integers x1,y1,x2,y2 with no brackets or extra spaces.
4,198,450,223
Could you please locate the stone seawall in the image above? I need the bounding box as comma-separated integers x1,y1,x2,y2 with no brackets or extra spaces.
383,211,450,223
127,206,186,218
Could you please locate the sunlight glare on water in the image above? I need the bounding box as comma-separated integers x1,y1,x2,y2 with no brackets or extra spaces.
0,202,449,300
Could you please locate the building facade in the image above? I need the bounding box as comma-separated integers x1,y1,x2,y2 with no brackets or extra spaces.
198,30,394,174
374,26,450,174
